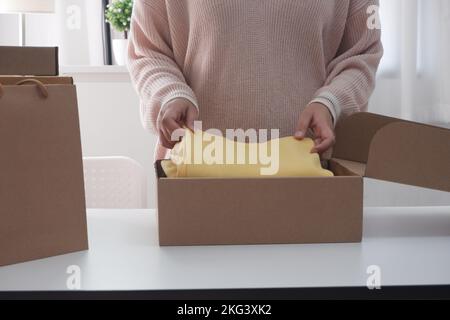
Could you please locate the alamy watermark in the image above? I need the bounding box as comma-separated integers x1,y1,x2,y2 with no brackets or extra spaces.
66,265,82,290
366,265,382,290
170,121,281,176
367,5,381,30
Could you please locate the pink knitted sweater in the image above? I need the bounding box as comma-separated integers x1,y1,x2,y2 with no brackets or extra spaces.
128,0,383,159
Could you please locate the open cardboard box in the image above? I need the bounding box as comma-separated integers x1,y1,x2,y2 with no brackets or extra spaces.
155,112,450,246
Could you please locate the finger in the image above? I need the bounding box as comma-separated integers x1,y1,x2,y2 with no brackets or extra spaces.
312,132,335,154
312,125,322,139
161,126,178,149
171,127,186,142
156,109,166,132
159,130,174,149
159,116,181,149
314,138,322,146
185,106,198,132
164,117,183,142
294,111,313,140
310,137,323,154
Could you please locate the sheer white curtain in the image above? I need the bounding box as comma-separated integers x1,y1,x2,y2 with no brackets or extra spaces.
377,0,450,124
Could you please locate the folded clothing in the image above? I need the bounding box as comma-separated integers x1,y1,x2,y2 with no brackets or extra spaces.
161,129,334,178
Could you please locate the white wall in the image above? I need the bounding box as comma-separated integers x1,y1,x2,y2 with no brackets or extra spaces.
0,14,20,45
70,72,158,208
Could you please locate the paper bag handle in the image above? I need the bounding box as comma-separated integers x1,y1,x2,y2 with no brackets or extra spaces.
0,79,49,99
16,79,49,98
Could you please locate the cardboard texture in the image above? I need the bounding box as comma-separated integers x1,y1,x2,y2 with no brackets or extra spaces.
156,112,450,246
0,78,88,266
156,170,363,246
334,113,450,192
0,46,59,76
333,112,400,163
0,76,72,85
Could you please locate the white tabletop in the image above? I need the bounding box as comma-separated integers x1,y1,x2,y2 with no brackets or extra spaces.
0,207,450,291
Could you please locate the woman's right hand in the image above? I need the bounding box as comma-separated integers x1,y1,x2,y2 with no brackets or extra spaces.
156,98,199,149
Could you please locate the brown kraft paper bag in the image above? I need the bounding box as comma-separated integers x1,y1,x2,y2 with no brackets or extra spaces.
0,79,88,266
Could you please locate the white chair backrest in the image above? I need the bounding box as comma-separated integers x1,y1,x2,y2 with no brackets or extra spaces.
83,157,147,209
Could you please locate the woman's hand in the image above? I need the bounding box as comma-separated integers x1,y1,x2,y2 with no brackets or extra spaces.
294,103,336,154
157,98,199,149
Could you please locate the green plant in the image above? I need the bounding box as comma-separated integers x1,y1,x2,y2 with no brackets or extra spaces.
105,0,133,39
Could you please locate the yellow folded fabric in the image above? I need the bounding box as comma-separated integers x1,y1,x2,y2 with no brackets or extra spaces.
161,129,334,178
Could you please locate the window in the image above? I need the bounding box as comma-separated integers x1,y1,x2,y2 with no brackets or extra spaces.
0,0,108,66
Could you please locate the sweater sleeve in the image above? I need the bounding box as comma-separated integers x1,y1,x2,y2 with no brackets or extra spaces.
310,0,383,124
127,0,199,133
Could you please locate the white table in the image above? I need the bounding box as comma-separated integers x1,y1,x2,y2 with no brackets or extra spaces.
0,207,450,293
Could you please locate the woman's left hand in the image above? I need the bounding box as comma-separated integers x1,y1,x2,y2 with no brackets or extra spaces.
294,103,336,154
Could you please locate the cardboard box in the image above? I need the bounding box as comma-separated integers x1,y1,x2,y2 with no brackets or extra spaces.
0,76,88,266
155,112,450,246
0,46,59,76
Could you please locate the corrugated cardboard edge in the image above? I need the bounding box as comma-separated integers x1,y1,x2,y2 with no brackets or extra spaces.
366,121,450,192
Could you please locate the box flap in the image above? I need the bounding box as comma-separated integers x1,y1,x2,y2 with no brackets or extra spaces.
334,112,450,192
365,121,450,192
333,112,401,163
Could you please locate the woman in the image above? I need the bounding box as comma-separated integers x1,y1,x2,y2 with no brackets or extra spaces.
128,0,383,160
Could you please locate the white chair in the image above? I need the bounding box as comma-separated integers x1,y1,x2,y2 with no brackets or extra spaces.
83,157,148,209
